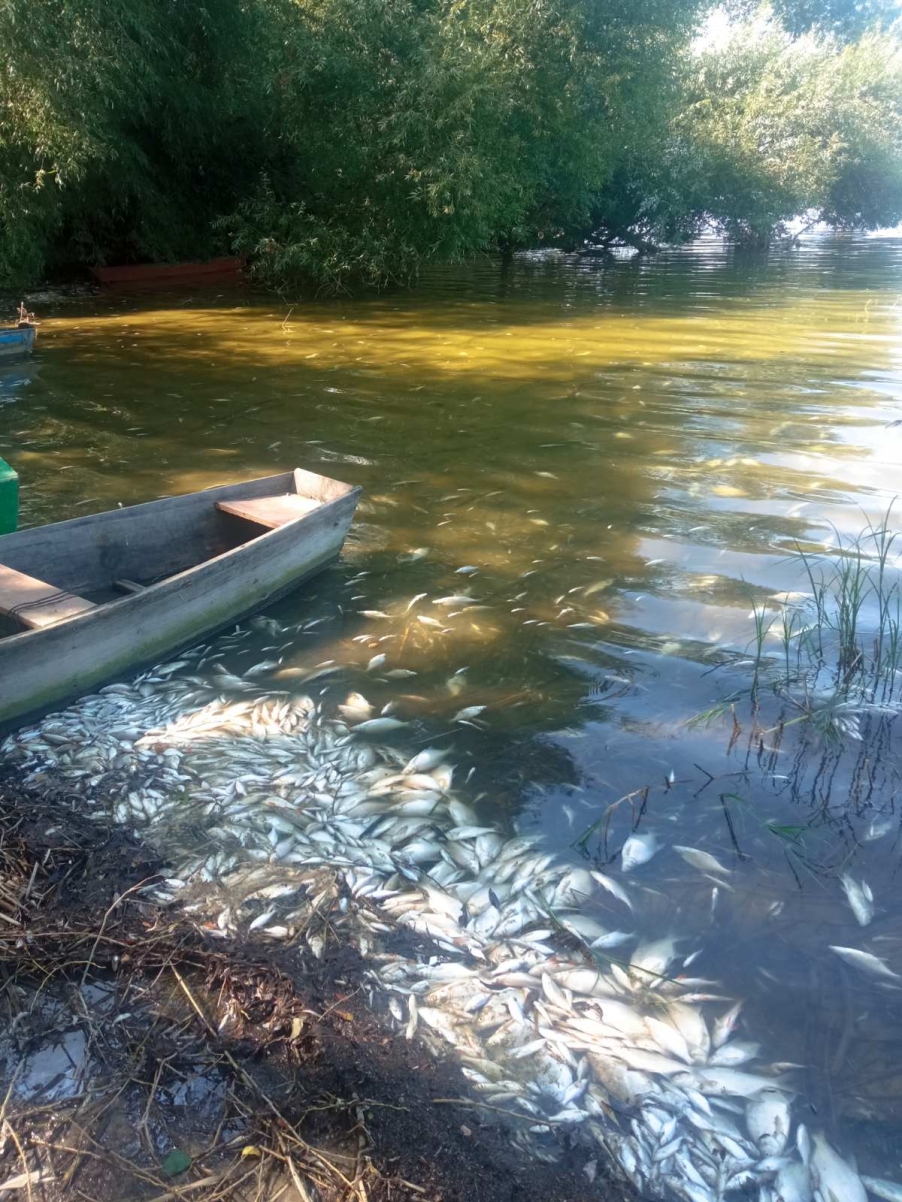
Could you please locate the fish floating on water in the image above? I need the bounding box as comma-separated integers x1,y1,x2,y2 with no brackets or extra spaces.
673,846,731,877
839,873,874,927
1,623,897,1202
829,945,901,983
621,831,659,873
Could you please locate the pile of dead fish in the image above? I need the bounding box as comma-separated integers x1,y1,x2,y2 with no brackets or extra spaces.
3,639,900,1202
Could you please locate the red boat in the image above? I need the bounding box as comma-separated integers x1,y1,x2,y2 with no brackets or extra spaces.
90,256,244,287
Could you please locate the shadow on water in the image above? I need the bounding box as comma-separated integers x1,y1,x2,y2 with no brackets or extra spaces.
0,783,612,1202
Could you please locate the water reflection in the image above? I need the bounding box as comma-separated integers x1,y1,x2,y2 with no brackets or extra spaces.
4,233,902,1184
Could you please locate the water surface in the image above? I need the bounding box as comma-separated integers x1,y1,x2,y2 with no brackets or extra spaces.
4,233,902,1175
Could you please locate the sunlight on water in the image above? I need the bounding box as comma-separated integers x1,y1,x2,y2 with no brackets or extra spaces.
3,232,902,1192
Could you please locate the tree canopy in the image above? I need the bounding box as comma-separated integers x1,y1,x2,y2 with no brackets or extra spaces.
1,0,900,290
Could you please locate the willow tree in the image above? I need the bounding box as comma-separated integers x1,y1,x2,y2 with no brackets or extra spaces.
2,0,901,289
226,0,711,289
682,25,902,243
581,15,902,250
0,0,274,283
730,0,901,39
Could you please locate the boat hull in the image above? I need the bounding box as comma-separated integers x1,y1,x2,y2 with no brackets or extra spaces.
0,472,359,728
0,327,35,362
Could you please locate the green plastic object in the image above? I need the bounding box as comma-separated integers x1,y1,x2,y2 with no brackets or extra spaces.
0,457,18,534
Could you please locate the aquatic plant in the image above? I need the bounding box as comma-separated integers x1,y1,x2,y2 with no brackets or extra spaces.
690,505,902,746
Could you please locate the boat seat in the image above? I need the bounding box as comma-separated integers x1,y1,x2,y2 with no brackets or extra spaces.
0,563,95,630
215,493,321,530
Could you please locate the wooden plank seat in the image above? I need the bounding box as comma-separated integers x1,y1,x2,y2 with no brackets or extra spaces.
215,493,321,530
0,563,95,630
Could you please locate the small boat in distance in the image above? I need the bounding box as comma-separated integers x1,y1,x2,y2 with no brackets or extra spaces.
90,256,244,287
0,304,37,363
0,468,360,727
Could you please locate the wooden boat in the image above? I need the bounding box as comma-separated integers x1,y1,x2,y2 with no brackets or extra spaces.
0,469,360,727
0,306,36,363
90,256,244,287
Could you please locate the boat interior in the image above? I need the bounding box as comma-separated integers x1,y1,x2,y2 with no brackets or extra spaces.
0,468,353,638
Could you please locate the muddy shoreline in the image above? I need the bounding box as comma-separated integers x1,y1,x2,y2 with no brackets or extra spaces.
0,777,630,1201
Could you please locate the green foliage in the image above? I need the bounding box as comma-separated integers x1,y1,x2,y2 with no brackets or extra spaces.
683,26,902,243
584,19,902,249
227,0,708,290
0,0,901,289
730,0,901,40
0,0,275,284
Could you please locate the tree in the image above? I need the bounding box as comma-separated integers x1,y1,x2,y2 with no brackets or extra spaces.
683,25,902,242
227,0,711,289
0,0,275,284
580,19,902,250
1,0,900,288
730,0,901,40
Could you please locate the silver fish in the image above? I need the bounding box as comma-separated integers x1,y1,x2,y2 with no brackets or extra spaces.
351,717,410,735
829,945,901,982
810,1132,867,1202
452,705,486,722
861,1174,902,1202
746,1087,791,1155
674,845,731,876
621,831,659,873
839,873,874,927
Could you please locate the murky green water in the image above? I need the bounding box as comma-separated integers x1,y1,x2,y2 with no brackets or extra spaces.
4,234,902,1173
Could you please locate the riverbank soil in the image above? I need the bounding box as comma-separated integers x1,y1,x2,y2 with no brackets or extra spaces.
0,779,628,1202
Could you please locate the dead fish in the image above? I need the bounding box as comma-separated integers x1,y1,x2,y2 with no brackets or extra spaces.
621,831,659,873
417,616,444,628
583,580,612,598
773,1160,813,1202
453,706,486,723
404,747,447,774
746,1087,791,1155
683,1066,790,1099
360,610,393,620
829,945,901,982
630,937,678,979
338,693,374,724
352,717,410,735
243,659,280,677
434,595,479,607
405,593,427,612
862,814,895,843
708,1039,759,1067
646,1016,692,1064
711,1001,743,1049
590,930,633,950
674,845,731,876
840,873,874,927
456,566,480,575
810,1132,867,1202
861,1174,902,1202
590,871,633,911
366,654,387,672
